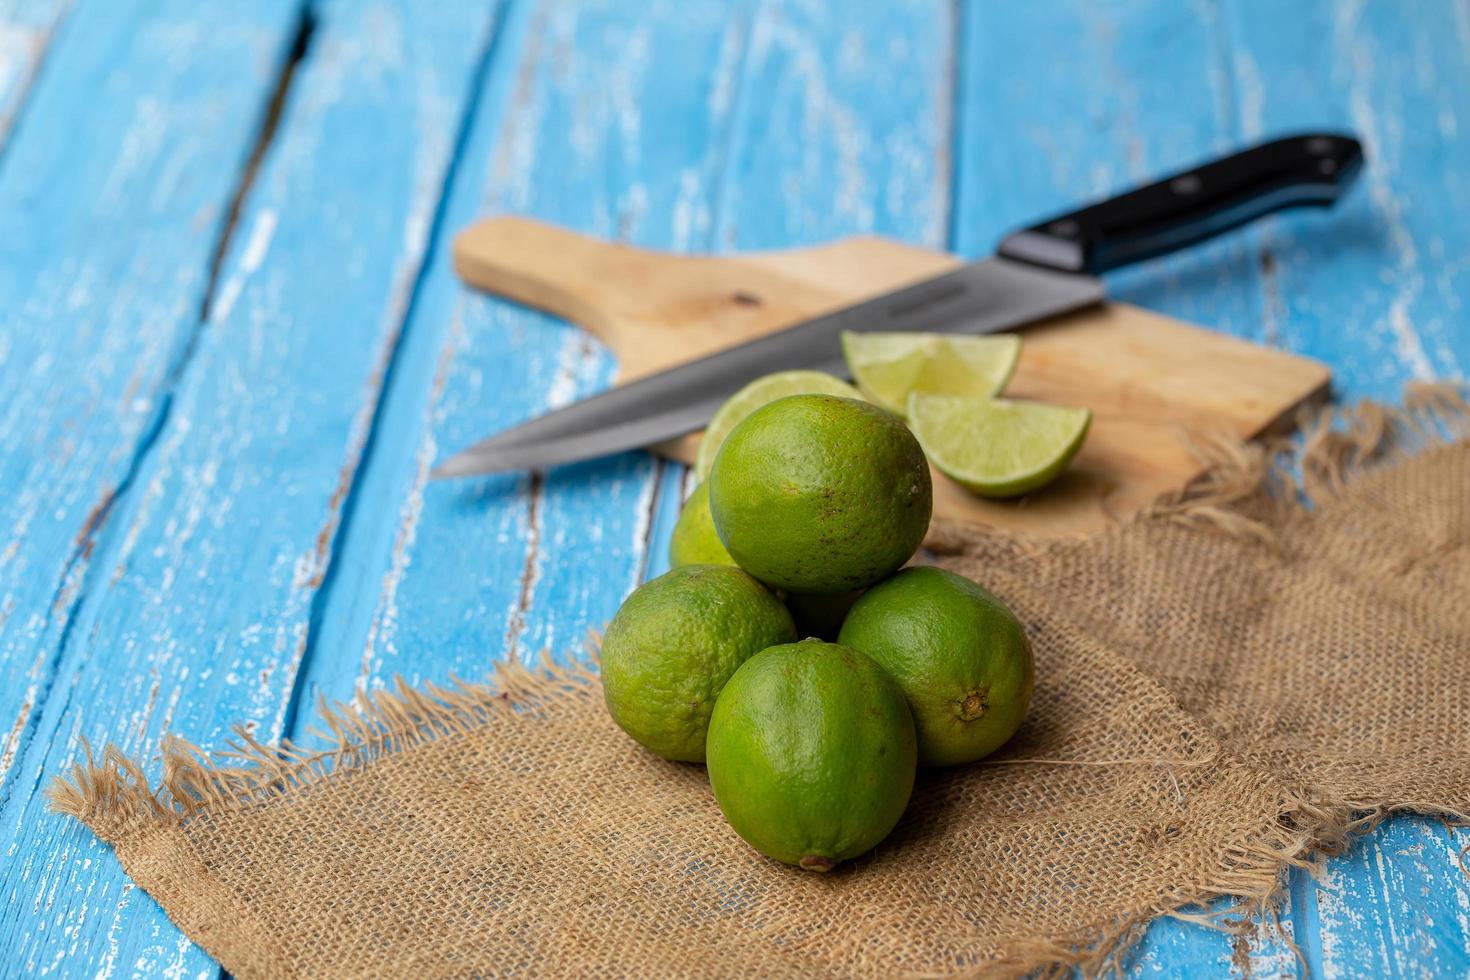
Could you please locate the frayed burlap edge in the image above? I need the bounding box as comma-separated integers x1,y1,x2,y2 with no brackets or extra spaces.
47,657,607,979
49,382,1470,979
50,651,605,831
49,654,1331,980
933,380,1470,975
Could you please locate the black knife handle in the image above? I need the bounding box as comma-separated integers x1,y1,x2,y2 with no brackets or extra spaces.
996,132,1364,275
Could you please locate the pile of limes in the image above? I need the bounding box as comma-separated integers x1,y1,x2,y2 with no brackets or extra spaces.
602,333,1086,872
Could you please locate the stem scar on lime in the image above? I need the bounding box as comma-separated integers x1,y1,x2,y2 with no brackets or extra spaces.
839,567,1033,767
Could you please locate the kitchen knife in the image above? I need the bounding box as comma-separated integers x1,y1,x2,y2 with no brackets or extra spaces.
432,132,1362,479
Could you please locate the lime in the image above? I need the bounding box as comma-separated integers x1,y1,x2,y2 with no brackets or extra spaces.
709,394,931,593
784,589,863,641
668,482,735,568
906,393,1091,498
694,370,863,480
706,639,917,871
842,331,1019,416
838,566,1033,766
602,565,796,762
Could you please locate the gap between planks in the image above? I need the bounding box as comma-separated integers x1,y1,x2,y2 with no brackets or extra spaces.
0,3,317,807
196,7,317,327
276,0,511,737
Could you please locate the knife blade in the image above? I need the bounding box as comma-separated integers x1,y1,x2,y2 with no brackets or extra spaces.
431,257,1099,478
433,132,1363,479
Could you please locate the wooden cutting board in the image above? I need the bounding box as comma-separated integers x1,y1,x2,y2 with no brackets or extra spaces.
453,217,1330,535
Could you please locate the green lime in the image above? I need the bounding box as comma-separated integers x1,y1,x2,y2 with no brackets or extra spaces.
838,566,1033,766
841,331,1019,416
694,370,863,481
602,565,796,762
906,393,1091,498
668,482,735,568
709,394,931,593
706,639,917,871
784,589,863,641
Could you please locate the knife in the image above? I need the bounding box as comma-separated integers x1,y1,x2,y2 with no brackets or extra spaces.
432,132,1363,479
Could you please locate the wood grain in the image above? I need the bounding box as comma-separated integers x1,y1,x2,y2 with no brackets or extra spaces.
453,217,1331,534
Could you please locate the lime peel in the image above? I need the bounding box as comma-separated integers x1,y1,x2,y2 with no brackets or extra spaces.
694,370,863,480
668,482,736,568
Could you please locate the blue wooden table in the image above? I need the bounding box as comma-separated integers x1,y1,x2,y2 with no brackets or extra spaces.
1,1,1466,976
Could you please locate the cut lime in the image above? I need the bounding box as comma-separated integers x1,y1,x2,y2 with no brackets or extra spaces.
842,332,1020,416
694,370,862,480
907,393,1091,498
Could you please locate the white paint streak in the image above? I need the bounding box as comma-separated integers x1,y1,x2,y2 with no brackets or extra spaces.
1445,830,1470,949
486,8,546,213
0,687,35,781
611,26,647,175
362,430,428,684
707,7,743,120
670,168,705,252
749,3,873,230
1232,48,1264,141
1370,840,1406,972
0,22,42,140
94,881,135,978
628,464,658,588
1315,862,1356,976
210,207,278,323
544,330,586,410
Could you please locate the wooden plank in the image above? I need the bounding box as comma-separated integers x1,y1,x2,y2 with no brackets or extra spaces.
0,0,299,793
954,2,1302,975
1226,0,1468,393
0,0,68,146
0,0,500,974
713,0,952,251
298,0,956,700
1223,1,1470,975
0,4,307,971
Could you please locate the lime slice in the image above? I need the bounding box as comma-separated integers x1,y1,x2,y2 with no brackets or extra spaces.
907,393,1091,498
694,371,863,480
842,332,1020,416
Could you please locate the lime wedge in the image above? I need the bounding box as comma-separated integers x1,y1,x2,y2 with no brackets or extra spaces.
906,393,1091,498
841,332,1020,416
694,371,863,480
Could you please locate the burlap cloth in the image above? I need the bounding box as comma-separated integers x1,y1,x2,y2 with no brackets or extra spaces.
53,385,1470,977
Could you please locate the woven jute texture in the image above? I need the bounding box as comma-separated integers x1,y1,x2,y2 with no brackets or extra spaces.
52,385,1470,978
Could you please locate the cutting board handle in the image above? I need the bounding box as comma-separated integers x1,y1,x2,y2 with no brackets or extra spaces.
452,217,644,347
450,217,955,381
